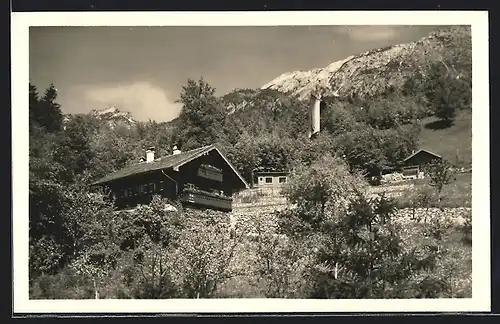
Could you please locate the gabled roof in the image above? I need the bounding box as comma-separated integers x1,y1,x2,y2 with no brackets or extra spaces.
402,149,442,163
253,166,289,173
92,144,250,189
255,171,289,175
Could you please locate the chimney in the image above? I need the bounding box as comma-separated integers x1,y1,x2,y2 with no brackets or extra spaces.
146,146,155,163
172,145,181,155
309,92,321,138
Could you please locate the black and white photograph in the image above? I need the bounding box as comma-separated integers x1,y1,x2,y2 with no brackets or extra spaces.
12,11,490,313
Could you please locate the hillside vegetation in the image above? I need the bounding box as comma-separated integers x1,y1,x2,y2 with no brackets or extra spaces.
419,111,472,166
28,26,472,299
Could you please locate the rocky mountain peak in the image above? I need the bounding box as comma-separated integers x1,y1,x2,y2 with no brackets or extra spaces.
89,105,137,128
260,27,471,101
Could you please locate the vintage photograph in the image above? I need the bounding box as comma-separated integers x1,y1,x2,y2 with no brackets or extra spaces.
15,11,490,313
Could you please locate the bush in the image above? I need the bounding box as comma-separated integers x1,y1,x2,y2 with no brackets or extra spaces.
251,220,312,298
30,267,94,299
396,185,439,212
168,209,240,298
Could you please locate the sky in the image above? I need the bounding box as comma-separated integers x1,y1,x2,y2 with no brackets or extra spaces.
29,25,441,122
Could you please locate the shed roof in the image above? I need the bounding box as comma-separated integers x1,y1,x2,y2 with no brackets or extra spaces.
92,144,249,189
402,149,442,163
255,171,289,176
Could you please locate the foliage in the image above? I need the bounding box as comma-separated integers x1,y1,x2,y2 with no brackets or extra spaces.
87,125,137,180
278,155,450,298
30,266,95,299
334,126,388,176
120,234,178,299
460,212,472,245
29,83,63,133
310,192,447,298
169,209,240,298
225,131,303,183
332,123,421,177
27,53,472,299
320,98,359,136
221,88,309,139
281,154,367,231
175,78,226,150
397,185,439,217
251,218,311,298
230,132,261,180
53,116,96,183
425,61,472,124
423,159,456,196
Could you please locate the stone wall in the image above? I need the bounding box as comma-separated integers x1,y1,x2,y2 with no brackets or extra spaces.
367,183,415,199
230,206,471,236
233,187,287,204
231,186,471,236
231,187,289,235
394,207,471,226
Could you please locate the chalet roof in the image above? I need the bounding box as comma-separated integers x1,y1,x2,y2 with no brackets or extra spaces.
254,166,289,173
92,144,249,189
402,149,442,163
255,171,289,175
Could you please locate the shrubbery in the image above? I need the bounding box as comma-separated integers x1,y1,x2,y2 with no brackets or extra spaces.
28,40,472,299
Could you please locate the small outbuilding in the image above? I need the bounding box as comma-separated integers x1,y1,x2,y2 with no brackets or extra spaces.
253,171,289,188
400,149,443,179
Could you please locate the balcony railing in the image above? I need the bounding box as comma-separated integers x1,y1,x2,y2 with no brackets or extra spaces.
197,164,223,182
180,187,233,211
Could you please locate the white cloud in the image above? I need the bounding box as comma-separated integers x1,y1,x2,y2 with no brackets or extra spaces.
82,81,182,122
335,26,400,42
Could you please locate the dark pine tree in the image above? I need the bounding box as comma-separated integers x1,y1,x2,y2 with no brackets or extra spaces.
38,83,64,133
29,82,40,130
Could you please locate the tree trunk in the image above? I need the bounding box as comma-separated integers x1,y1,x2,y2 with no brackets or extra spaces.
93,279,99,299
450,276,454,298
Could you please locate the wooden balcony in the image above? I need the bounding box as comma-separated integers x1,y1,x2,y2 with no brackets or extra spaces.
197,164,223,182
180,187,233,211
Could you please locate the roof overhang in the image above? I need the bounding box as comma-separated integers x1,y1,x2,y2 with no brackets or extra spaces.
172,145,250,189
90,144,250,190
402,149,442,163
255,171,289,175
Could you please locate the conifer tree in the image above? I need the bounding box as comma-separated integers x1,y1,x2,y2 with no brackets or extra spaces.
36,83,64,133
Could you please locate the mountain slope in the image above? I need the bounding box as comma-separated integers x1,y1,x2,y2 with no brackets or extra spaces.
261,26,471,101
89,106,137,128
418,111,472,166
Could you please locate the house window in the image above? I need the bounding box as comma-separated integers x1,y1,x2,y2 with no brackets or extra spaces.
138,184,143,195
265,177,273,184
149,183,154,194
159,181,164,192
279,177,287,183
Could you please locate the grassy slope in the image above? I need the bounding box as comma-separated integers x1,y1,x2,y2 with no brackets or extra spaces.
418,111,472,166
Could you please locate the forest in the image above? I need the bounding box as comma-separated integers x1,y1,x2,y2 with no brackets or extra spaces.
28,38,472,298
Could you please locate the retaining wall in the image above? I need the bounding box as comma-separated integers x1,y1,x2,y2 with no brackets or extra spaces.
230,206,471,236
